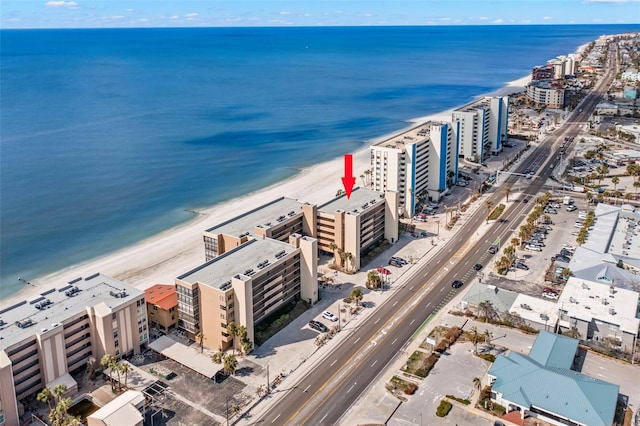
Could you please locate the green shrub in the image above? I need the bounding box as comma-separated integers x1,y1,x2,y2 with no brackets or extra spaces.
446,395,471,405
436,400,453,417
482,354,496,363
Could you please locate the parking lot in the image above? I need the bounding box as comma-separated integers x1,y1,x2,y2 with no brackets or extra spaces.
484,191,592,300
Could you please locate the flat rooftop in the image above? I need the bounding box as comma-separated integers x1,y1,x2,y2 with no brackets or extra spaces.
371,121,438,149
453,97,491,113
204,197,305,237
0,274,143,349
177,237,298,290
318,187,385,216
511,294,559,328
558,277,640,335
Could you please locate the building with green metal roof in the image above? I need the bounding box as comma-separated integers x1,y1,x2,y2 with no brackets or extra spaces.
487,331,619,426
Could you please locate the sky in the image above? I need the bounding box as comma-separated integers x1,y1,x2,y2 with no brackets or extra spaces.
1,0,639,29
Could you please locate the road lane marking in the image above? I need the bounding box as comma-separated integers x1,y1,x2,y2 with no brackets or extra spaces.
272,414,281,423
409,286,414,290
319,413,328,423
392,338,398,345
371,360,378,368
354,337,361,344
393,301,398,306
304,385,311,393
330,359,338,367
440,287,445,292
347,385,355,393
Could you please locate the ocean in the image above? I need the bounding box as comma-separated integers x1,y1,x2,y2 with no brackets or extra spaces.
1,24,638,299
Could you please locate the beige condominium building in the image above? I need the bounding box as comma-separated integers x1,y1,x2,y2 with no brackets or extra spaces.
526,80,565,109
452,96,509,163
0,274,147,426
176,235,317,351
202,197,315,261
314,188,398,271
370,121,457,217
201,189,398,272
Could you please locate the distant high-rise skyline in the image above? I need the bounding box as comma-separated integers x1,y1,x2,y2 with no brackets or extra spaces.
2,0,640,29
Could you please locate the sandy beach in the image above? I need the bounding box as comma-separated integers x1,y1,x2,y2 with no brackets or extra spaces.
1,74,535,307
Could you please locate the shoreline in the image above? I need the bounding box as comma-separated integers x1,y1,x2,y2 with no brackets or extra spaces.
0,41,586,307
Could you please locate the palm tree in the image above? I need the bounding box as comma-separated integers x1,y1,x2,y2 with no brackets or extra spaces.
37,387,53,410
624,193,633,202
211,351,225,364
366,270,382,290
611,176,620,191
256,385,266,398
502,187,511,202
119,362,131,391
328,242,338,265
360,174,365,186
227,322,238,354
510,237,520,248
468,326,480,354
240,338,253,356
485,200,494,224
350,288,363,305
195,331,204,353
223,354,238,376
634,181,640,194
237,325,248,341
101,354,116,392
483,329,492,349
344,251,353,272
478,300,496,322
364,169,371,185
472,377,482,392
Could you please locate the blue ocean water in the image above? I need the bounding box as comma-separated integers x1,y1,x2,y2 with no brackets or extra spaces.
1,25,638,299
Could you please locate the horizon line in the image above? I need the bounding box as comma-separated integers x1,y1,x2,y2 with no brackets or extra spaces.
2,22,640,31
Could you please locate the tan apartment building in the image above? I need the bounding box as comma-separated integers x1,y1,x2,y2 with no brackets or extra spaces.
202,197,315,261
176,235,317,351
0,274,147,426
201,189,398,273
314,188,398,271
144,284,178,334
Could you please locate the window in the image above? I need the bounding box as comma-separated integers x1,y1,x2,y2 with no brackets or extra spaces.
113,330,118,338
115,340,119,347
112,313,116,320
154,305,158,311
139,326,143,333
221,323,227,329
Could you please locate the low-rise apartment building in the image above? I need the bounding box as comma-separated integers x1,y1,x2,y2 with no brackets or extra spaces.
452,96,508,163
557,277,639,352
370,121,457,216
144,284,178,334
0,274,147,426
176,235,317,351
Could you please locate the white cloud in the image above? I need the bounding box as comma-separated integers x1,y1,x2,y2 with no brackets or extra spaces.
4,17,21,22
45,1,78,7
111,15,125,19
543,16,552,20
185,12,198,18
279,11,292,15
439,17,451,21
169,15,179,19
479,16,488,20
125,8,134,12
493,18,504,23
138,18,149,22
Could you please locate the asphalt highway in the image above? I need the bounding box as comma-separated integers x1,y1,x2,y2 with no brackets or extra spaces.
251,44,616,426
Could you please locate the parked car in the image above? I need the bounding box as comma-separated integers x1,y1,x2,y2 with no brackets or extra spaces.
322,311,338,322
555,255,571,263
542,292,559,300
515,262,529,270
543,287,557,294
525,244,542,252
391,256,408,265
452,280,464,289
308,320,329,333
389,259,403,267
563,244,575,250
560,249,573,257
566,205,577,212
474,263,483,271
488,245,499,254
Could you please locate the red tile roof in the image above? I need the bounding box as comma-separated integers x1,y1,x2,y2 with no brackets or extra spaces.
144,284,177,311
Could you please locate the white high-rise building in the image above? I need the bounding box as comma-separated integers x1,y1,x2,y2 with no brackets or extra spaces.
370,122,457,217
452,96,508,163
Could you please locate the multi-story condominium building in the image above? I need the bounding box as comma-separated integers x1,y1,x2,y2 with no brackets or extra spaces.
314,188,399,271
176,235,317,351
532,64,554,81
144,284,178,334
202,197,314,261
452,97,508,163
0,274,147,426
370,122,457,216
201,190,398,271
526,81,565,109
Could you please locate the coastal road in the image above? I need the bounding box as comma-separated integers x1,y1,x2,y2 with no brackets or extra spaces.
251,44,617,426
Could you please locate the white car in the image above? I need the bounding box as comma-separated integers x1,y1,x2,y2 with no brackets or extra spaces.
322,311,338,322
542,292,559,300
566,205,577,212
525,244,542,252
563,244,575,250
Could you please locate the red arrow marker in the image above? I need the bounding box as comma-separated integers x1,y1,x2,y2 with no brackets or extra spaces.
341,154,356,199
